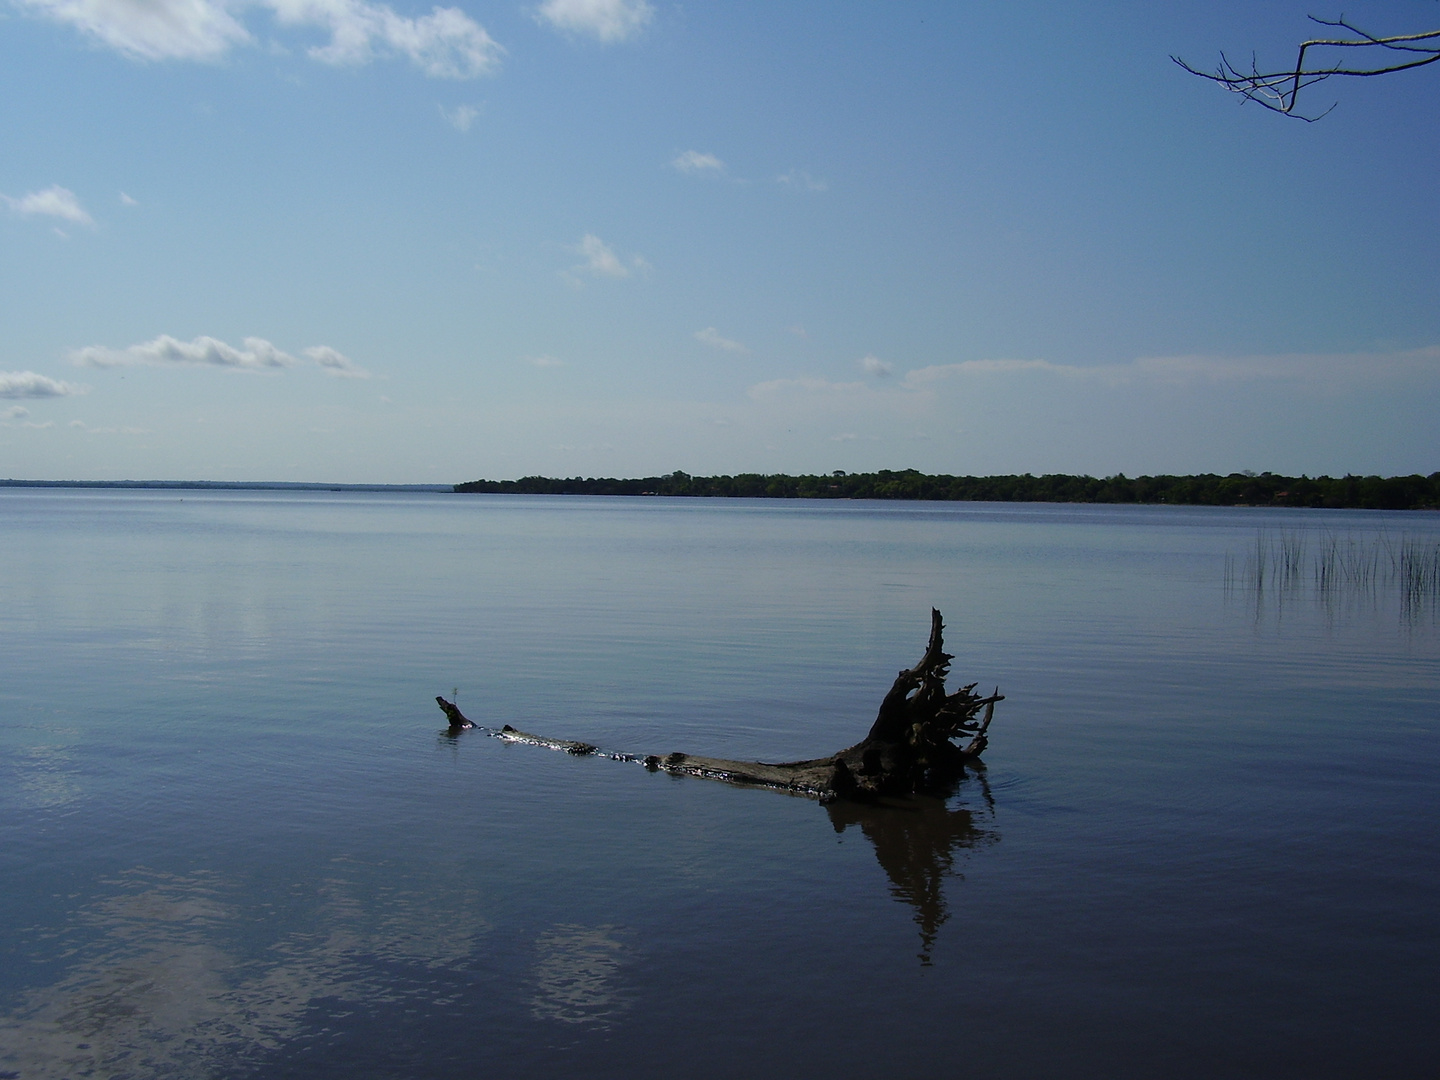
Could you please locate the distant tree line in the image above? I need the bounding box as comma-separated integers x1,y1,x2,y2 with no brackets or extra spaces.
455,470,1440,510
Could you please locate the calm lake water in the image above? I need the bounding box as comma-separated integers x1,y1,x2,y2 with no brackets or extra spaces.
2,490,1437,1079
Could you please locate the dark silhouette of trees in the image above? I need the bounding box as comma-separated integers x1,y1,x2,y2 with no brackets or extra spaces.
454,470,1440,509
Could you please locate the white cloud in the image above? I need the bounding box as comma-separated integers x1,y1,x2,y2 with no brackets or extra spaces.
571,233,645,279
777,169,827,192
2,405,31,420
577,234,625,277
671,150,723,174
440,103,480,130
858,354,892,377
270,0,503,77
16,0,251,60
534,0,652,42
119,191,138,206
694,327,749,355
2,185,94,226
0,371,88,399
304,345,369,378
16,0,503,77
527,354,563,367
70,334,299,370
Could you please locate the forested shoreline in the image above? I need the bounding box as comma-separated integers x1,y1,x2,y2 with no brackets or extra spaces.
455,470,1440,510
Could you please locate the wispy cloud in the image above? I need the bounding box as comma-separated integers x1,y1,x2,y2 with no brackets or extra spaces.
671,150,724,174
119,192,138,206
2,405,29,420
304,345,369,378
527,354,564,367
70,420,151,435
576,234,626,277
738,347,1440,439
16,0,504,77
273,0,502,76
2,185,94,226
439,103,480,131
901,347,1440,390
694,327,749,355
902,358,1101,388
0,371,88,399
748,376,869,401
777,169,827,192
742,374,929,427
1123,348,1440,386
858,354,892,377
534,0,652,42
70,335,299,370
571,233,646,279
16,0,249,60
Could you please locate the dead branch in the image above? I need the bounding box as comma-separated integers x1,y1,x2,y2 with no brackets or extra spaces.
1173,16,1440,119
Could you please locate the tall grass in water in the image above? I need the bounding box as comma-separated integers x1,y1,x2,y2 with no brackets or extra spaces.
1314,533,1380,593
1235,530,1307,594
1230,529,1440,620
1385,535,1440,618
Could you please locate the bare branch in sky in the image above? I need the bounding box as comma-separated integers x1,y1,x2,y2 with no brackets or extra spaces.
1174,16,1440,120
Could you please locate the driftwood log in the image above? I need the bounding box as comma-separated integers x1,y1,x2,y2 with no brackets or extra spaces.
437,608,1001,804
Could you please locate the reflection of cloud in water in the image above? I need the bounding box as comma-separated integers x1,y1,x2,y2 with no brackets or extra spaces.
312,857,490,972
10,731,83,810
531,925,631,1027
0,870,265,1079
827,773,999,964
0,862,492,1079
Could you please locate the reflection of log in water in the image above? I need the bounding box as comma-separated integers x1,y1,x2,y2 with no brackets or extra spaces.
827,768,998,964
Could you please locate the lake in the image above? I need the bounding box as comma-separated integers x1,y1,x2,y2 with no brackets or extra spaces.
2,490,1436,1078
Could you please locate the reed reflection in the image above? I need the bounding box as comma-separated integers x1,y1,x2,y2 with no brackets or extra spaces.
826,768,998,964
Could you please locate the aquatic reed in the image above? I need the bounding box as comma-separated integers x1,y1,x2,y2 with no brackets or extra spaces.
1386,535,1440,617
1230,529,1440,617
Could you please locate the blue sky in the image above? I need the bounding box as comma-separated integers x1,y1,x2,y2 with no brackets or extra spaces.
2,0,1437,482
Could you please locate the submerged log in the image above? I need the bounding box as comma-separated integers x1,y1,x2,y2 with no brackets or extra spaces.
436,608,1001,803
